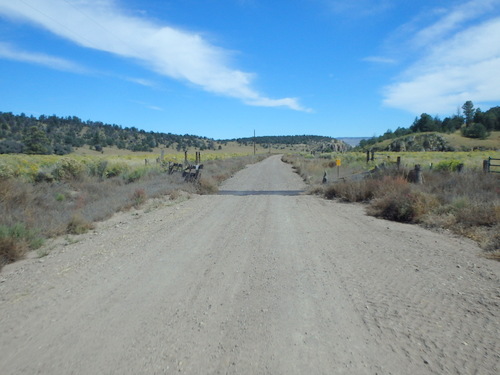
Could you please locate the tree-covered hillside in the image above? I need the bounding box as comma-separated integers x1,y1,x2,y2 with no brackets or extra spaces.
0,112,215,155
230,135,349,153
359,101,500,150
231,135,335,146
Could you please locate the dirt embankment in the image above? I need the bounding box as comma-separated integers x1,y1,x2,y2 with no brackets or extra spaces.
1,155,499,374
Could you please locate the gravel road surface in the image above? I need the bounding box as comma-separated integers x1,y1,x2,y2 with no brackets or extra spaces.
1,155,499,374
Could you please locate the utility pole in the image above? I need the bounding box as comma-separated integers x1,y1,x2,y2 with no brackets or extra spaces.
253,129,256,156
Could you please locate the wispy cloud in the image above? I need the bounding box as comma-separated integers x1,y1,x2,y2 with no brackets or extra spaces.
0,0,309,111
383,0,500,114
363,56,397,64
131,100,164,111
124,77,157,88
0,42,87,73
410,0,499,49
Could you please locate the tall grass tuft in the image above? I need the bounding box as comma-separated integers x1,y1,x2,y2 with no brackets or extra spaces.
131,188,147,208
66,213,95,235
0,224,43,269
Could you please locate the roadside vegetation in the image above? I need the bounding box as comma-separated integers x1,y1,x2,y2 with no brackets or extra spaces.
283,152,500,259
0,153,266,270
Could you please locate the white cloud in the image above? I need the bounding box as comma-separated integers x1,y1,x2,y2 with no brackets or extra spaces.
383,0,500,115
0,0,308,111
0,42,87,73
410,0,499,49
245,97,313,112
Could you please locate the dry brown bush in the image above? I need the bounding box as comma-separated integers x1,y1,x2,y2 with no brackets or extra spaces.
131,188,147,208
197,177,219,194
324,179,376,202
66,213,95,235
0,236,28,269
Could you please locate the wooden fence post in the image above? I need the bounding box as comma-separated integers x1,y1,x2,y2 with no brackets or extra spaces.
371,151,375,161
397,156,401,170
483,159,490,173
184,151,188,164
407,164,423,183
366,150,370,163
415,164,424,184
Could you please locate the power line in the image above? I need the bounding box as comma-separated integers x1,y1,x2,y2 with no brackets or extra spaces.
18,0,99,49
61,0,140,55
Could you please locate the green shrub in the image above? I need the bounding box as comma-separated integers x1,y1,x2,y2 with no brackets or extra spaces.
123,167,148,184
0,163,15,180
88,160,108,178
434,159,464,172
55,192,66,202
105,162,129,178
461,123,489,139
53,158,86,181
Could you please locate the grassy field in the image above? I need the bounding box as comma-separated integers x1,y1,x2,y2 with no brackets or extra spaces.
285,150,500,186
71,141,296,158
0,144,272,182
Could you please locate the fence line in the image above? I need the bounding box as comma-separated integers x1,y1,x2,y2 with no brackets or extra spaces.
484,157,500,173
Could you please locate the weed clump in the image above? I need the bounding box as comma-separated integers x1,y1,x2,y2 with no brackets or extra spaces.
197,177,219,194
0,224,43,269
66,213,95,235
131,188,147,207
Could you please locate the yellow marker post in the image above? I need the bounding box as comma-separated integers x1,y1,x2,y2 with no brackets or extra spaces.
336,159,341,178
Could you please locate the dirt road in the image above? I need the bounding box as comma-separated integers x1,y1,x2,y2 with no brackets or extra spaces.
1,155,499,374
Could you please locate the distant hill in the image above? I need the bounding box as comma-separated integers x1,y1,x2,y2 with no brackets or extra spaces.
360,131,500,152
227,135,334,145
0,112,215,155
226,135,350,152
356,102,500,151
0,112,352,155
337,137,369,147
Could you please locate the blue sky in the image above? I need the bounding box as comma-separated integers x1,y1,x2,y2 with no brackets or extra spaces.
0,0,499,139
